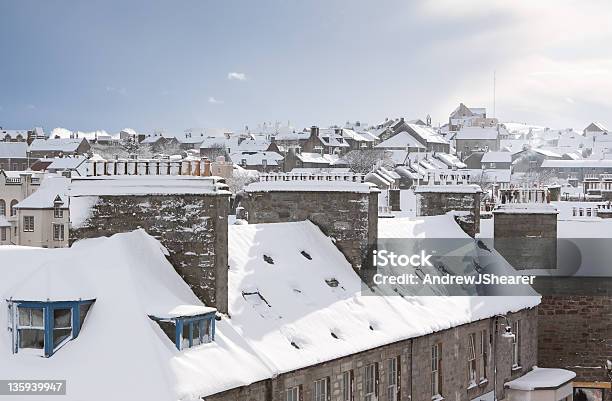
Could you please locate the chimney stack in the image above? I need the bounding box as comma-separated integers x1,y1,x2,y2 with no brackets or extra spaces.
203,158,211,176
310,126,319,139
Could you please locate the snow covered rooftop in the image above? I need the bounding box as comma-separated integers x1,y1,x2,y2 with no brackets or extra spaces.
481,151,512,163
15,176,69,209
505,367,576,390
68,175,230,196
244,180,377,193
542,159,612,168
455,126,499,140
414,184,482,194
0,142,28,158
296,152,341,165
493,203,558,215
30,138,85,152
375,131,426,149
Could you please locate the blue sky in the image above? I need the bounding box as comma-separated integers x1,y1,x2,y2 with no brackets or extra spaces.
1,0,611,133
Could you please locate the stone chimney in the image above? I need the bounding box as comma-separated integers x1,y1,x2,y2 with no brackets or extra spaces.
493,203,558,270
240,179,378,273
310,126,319,139
69,176,231,313
203,158,211,176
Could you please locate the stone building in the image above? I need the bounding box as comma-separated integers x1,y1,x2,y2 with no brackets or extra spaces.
13,175,70,248
455,126,501,159
29,137,91,158
0,170,43,244
414,184,482,236
239,176,378,272
68,175,231,313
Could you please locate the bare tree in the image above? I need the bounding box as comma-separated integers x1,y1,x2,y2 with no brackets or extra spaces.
342,149,389,174
227,168,258,193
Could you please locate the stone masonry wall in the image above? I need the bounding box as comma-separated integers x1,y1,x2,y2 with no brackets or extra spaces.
70,193,230,312
417,192,481,236
204,308,537,401
493,213,557,271
539,295,612,394
242,190,378,272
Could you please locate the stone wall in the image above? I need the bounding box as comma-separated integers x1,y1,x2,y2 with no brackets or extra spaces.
538,294,612,396
241,190,378,272
204,308,537,401
417,191,481,236
493,212,557,270
70,193,230,312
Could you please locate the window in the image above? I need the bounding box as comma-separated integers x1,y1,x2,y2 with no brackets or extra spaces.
364,363,378,401
1,227,6,242
23,216,34,232
431,343,442,398
0,199,5,216
511,320,521,368
286,386,300,401
467,333,477,385
150,312,216,351
387,357,399,401
54,205,63,218
9,300,94,357
18,307,45,350
313,378,328,401
341,370,353,401
53,223,64,241
10,200,17,216
53,308,72,348
478,330,487,381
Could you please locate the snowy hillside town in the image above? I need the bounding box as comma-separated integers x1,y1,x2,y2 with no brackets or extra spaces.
0,103,610,401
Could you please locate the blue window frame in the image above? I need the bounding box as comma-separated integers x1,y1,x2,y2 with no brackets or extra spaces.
8,299,95,357
150,312,216,350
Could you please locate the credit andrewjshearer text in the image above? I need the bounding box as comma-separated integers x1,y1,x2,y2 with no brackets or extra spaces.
372,272,536,286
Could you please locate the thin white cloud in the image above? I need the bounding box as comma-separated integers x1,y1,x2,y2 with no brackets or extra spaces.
208,96,224,104
227,72,247,81
105,85,127,96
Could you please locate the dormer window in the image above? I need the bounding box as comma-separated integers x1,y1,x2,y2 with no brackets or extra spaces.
8,299,95,357
149,309,216,351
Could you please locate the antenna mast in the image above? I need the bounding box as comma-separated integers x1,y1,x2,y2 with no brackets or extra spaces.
493,70,496,119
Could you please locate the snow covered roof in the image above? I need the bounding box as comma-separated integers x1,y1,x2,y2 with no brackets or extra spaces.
493,203,558,215
46,156,88,171
244,180,377,193
296,152,340,165
585,122,607,132
237,138,271,151
229,151,283,166
375,131,426,149
434,153,467,169
0,230,267,401
0,142,28,158
407,123,448,145
15,176,69,209
481,151,512,163
30,138,86,152
455,126,499,140
414,184,482,194
504,367,576,390
225,220,539,381
68,176,230,197
542,159,612,168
